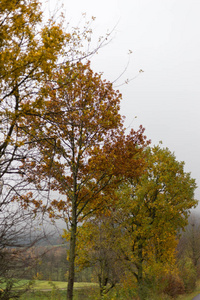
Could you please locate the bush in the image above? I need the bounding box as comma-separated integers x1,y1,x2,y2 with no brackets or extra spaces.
178,257,197,293
163,273,185,298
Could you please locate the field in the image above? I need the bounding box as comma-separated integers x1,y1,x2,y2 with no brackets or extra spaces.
27,280,97,290
13,279,200,300
18,281,99,300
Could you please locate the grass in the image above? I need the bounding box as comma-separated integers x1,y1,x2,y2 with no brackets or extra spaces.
5,278,200,300
16,280,99,300
19,289,99,300
30,279,98,290
18,280,99,300
0,279,98,300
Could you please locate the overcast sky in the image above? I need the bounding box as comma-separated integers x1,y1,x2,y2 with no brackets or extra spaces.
48,0,200,206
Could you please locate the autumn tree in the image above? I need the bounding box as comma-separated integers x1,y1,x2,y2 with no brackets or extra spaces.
78,145,197,299
0,1,137,299
0,0,70,179
113,145,197,298
0,0,111,181
0,1,68,298
21,60,148,300
76,216,125,297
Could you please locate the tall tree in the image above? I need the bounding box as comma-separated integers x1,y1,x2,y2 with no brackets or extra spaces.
1,2,129,299
78,145,197,299
22,61,148,300
0,1,66,297
0,0,67,178
113,145,197,298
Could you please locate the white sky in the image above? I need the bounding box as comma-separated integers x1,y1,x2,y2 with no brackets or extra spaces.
47,0,200,206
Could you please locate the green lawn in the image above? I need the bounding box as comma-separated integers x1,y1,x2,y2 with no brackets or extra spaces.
0,279,99,299
4,278,200,300
18,281,99,300
30,280,98,290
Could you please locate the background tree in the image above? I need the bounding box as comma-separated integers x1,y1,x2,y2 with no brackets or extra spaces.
0,181,46,299
77,145,197,299
178,214,200,269
115,145,197,298
76,216,125,297
115,146,197,298
176,213,200,292
22,61,149,300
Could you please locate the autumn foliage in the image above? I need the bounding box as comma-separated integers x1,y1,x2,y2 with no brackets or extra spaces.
75,145,197,299
20,59,149,299
0,1,198,300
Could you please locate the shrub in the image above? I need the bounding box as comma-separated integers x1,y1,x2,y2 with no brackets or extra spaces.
163,273,185,298
178,257,197,293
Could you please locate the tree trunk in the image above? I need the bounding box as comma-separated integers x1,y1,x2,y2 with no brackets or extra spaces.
137,242,144,300
67,203,77,300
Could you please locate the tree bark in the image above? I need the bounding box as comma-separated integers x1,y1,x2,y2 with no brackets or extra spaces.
67,202,77,300
137,241,144,300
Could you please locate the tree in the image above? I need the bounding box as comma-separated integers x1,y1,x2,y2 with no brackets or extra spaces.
0,2,67,297
0,0,68,179
78,145,197,299
76,216,125,297
1,2,141,299
176,213,200,292
113,145,197,298
178,214,200,269
22,61,149,300
0,182,46,299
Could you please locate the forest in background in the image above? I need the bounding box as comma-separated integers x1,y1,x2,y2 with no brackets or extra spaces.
0,1,198,299
6,213,200,300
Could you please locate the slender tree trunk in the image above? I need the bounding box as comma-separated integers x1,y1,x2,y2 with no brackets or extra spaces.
67,202,77,300
137,242,144,300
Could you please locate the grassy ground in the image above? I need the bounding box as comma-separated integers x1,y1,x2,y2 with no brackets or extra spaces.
14,279,200,300
19,288,98,300
19,281,99,300
30,280,97,290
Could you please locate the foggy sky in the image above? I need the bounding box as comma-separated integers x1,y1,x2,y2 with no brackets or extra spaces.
48,0,200,206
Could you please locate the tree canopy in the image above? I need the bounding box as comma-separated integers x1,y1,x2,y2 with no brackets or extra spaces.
76,145,197,298
21,60,149,299
0,1,198,299
0,0,68,178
